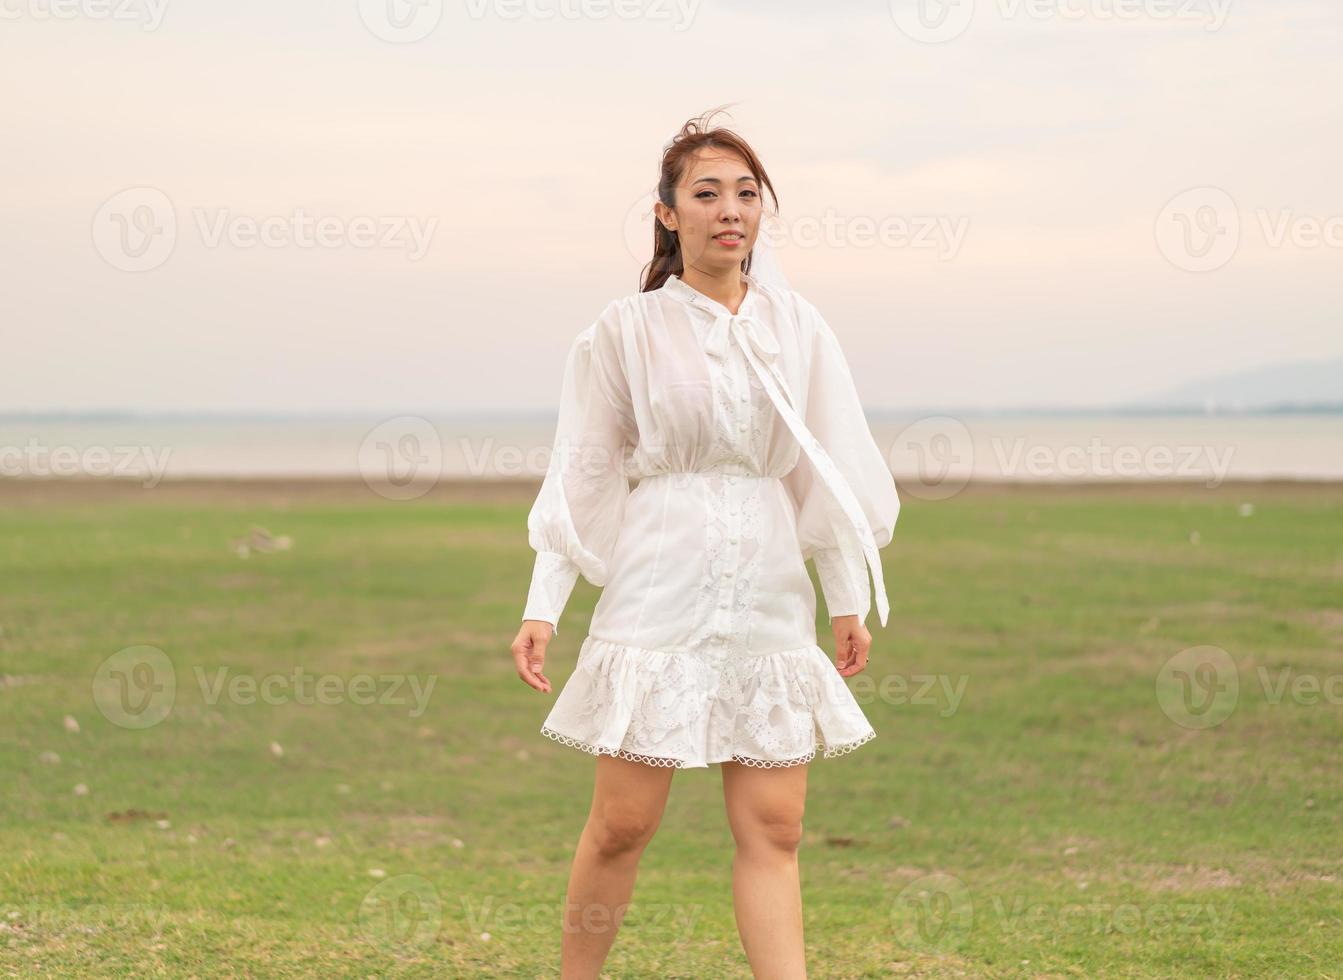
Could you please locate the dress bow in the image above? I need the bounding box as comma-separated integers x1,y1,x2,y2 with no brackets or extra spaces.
705,313,781,364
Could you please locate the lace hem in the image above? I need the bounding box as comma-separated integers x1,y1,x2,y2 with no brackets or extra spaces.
541,727,687,767
538,724,877,770
822,728,876,758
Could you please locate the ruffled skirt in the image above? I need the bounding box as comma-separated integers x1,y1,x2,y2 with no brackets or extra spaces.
538,469,878,768
539,636,876,769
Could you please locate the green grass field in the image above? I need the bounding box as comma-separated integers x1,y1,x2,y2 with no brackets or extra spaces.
2,479,1340,978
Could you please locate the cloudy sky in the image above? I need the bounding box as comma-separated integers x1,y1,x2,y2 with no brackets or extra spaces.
2,0,1339,413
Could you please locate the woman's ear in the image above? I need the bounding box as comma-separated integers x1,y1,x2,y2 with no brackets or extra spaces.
653,201,676,232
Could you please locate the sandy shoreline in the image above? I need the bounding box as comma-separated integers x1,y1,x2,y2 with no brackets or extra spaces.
2,475,1341,506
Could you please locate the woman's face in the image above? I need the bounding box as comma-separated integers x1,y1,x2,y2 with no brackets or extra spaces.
658,148,762,277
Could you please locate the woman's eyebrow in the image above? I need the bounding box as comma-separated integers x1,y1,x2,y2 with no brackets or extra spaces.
691,175,758,185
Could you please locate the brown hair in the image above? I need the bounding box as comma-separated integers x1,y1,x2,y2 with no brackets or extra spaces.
640,106,779,293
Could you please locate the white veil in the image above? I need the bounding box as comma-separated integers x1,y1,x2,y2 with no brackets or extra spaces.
749,210,793,293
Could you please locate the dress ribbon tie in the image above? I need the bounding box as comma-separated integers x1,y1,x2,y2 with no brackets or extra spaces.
706,312,890,627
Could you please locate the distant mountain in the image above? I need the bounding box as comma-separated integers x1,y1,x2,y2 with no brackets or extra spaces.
1129,355,1343,413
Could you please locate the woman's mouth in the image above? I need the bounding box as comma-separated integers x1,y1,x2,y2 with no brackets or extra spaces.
714,233,744,247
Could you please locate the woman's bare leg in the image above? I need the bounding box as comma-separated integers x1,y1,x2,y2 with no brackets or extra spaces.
560,754,676,980
721,759,809,980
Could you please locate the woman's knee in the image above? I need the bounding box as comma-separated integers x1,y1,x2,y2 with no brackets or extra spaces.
734,809,804,854
586,803,661,859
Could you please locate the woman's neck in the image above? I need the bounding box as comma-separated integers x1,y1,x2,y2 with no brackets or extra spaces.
678,267,749,315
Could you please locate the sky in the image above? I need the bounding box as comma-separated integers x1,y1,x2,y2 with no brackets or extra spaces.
1,0,1339,414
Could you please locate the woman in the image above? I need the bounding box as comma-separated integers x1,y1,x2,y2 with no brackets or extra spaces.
508,110,900,979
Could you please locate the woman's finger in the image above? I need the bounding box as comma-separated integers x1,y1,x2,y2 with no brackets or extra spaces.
529,655,550,693
836,635,856,670
512,632,551,692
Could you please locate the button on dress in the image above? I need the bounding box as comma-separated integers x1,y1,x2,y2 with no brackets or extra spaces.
522,271,900,768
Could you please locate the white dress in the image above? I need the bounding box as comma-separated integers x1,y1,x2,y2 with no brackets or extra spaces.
521,271,900,769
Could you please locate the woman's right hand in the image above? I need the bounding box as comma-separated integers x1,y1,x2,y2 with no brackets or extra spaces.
512,620,554,693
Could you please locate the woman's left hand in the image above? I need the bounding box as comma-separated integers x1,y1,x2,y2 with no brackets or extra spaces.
830,614,871,677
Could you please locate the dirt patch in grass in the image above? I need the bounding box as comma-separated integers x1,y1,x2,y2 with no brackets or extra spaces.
1139,863,1243,892
209,572,270,591
0,477,543,507
1062,859,1342,895
1298,608,1343,646
6,476,1341,509
341,812,458,847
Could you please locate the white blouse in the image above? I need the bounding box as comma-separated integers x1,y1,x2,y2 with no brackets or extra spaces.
521,271,900,641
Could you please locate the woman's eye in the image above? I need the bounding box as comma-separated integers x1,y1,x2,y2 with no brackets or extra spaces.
695,188,757,200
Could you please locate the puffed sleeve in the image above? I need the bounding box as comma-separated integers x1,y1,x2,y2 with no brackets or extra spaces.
781,295,900,625
521,303,635,633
